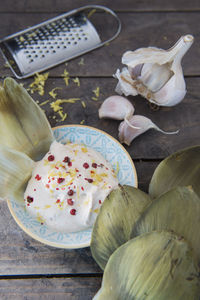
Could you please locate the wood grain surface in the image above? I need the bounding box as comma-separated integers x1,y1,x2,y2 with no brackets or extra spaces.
0,0,199,299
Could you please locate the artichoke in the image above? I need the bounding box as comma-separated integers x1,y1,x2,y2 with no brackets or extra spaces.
149,145,200,199
91,185,151,270
132,186,200,265
0,77,54,202
93,231,200,300
0,77,54,161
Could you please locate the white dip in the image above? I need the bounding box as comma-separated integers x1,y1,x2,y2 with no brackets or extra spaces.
24,141,119,233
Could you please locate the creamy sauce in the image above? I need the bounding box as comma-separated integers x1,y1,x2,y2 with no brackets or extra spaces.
24,141,119,233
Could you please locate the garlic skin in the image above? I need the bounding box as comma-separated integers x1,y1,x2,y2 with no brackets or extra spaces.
119,115,179,145
98,95,134,120
114,35,194,106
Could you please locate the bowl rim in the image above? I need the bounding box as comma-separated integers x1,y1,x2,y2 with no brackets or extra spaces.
7,124,138,249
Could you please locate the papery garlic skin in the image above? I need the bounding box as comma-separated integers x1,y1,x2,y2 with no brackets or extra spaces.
119,115,179,146
98,95,134,120
115,35,194,106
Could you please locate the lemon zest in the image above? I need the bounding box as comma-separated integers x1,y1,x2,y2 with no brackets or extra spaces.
87,9,96,18
39,99,50,106
73,77,80,87
49,87,62,99
81,101,86,108
61,69,70,86
93,87,100,98
78,58,85,65
28,72,49,96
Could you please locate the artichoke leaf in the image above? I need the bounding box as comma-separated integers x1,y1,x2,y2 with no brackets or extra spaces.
149,145,200,198
132,186,200,265
93,231,200,300
0,145,34,202
0,77,54,161
91,185,151,270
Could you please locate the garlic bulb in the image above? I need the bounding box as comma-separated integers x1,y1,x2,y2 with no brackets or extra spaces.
99,95,134,120
119,115,179,145
115,35,194,106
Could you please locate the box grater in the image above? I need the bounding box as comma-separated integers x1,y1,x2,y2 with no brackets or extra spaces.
0,5,121,78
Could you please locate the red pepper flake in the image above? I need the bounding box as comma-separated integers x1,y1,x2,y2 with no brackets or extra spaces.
52,177,55,180
68,189,74,196
67,198,74,206
27,203,30,206
106,167,109,170
48,155,55,161
61,187,65,190
81,186,84,191
90,170,95,174
46,184,50,189
56,188,59,190
83,162,89,169
34,188,36,191
56,199,60,203
55,166,59,170
68,161,72,167
92,163,97,168
57,177,65,184
75,168,79,172
35,174,41,181
27,196,34,203
85,178,93,183
70,208,76,215
99,200,102,204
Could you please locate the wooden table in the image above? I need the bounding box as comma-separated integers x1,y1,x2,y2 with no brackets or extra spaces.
0,0,199,299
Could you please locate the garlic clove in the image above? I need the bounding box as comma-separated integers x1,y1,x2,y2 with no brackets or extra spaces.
98,95,135,120
118,115,179,145
115,35,194,106
115,68,138,97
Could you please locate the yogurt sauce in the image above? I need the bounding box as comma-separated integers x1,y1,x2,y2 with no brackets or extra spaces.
24,141,119,233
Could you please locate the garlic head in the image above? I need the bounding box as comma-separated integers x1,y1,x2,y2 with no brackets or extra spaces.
115,35,194,106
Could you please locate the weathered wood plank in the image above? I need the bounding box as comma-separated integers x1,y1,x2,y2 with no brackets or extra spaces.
0,0,199,13
0,277,101,300
0,160,156,275
0,12,198,76
12,76,200,160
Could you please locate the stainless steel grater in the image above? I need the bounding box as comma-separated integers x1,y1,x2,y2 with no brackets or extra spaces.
0,5,121,78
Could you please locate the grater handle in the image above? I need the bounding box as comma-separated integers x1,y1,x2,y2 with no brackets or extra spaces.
75,5,121,46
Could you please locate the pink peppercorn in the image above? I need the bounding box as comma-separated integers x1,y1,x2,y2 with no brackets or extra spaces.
63,156,70,163
67,199,74,206
57,177,65,184
83,162,89,169
27,196,34,203
68,189,74,196
70,209,76,215
48,155,55,161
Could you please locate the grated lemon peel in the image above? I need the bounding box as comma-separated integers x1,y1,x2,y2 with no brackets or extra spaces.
73,77,80,87
78,58,85,65
61,69,70,86
92,87,100,101
28,72,49,96
49,87,62,99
